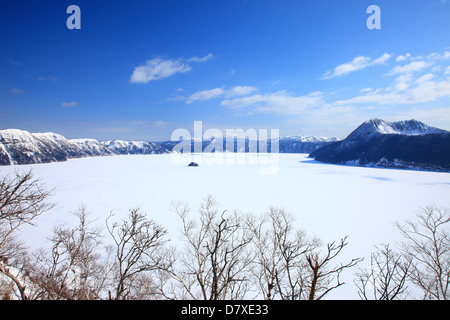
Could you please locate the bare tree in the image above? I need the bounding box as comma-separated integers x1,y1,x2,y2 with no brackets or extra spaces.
30,205,109,300
168,196,253,300
0,170,53,300
246,207,320,300
106,207,170,300
395,205,450,300
355,244,411,300
304,236,362,300
247,208,361,300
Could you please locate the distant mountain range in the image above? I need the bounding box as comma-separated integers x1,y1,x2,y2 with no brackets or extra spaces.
159,136,339,154
2,119,449,172
0,128,337,166
309,119,450,172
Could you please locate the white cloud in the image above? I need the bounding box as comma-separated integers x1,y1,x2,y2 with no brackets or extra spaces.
396,53,411,62
187,88,226,103
221,91,325,115
407,78,450,103
62,101,77,107
394,107,450,130
130,57,191,83
387,61,430,75
186,86,258,103
334,54,450,106
414,73,434,84
336,77,450,106
420,51,450,61
175,49,450,131
186,53,214,62
321,53,391,79
360,87,376,93
372,53,392,65
392,74,413,92
129,54,213,84
227,86,258,97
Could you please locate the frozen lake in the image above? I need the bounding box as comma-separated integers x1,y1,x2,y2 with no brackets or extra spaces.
2,153,449,299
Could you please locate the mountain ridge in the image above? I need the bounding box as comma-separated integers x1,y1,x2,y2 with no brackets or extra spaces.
3,119,448,171
0,128,337,166
309,119,450,172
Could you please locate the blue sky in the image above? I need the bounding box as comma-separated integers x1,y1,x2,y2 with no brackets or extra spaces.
0,0,449,141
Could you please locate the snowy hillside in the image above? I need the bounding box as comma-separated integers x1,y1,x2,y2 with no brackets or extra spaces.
309,119,450,172
0,129,116,166
345,119,447,140
0,129,172,166
101,139,167,155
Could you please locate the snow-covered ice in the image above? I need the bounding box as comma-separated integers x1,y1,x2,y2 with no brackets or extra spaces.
1,153,449,299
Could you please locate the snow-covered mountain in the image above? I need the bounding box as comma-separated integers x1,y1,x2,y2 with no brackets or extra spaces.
158,136,339,154
345,118,446,140
2,120,449,171
0,129,171,166
0,129,117,166
309,119,450,172
277,136,339,153
0,128,339,166
101,140,167,155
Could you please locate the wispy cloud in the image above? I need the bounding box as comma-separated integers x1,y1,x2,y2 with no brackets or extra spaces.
9,88,24,94
130,53,213,84
396,53,411,62
130,57,191,83
62,101,77,107
221,91,326,115
186,53,214,63
187,88,226,103
391,74,413,91
335,74,450,106
186,86,257,103
332,49,450,107
322,53,392,79
321,53,392,79
387,60,430,75
167,49,450,135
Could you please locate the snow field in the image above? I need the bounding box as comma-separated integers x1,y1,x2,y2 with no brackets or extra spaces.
1,153,449,299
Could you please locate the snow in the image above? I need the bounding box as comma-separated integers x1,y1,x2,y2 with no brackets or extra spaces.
100,139,163,154
0,143,14,164
1,153,449,299
34,132,68,142
375,121,400,135
71,138,112,155
363,118,446,136
0,129,36,141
